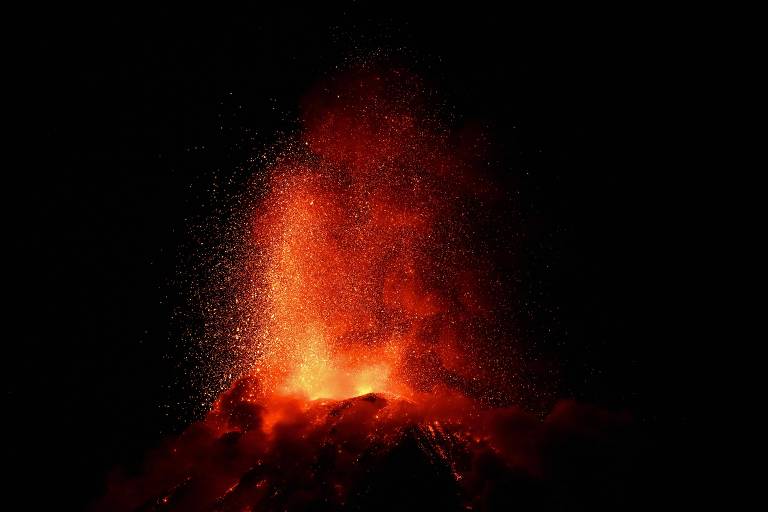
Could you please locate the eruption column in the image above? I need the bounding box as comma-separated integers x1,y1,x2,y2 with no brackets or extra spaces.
244,69,506,403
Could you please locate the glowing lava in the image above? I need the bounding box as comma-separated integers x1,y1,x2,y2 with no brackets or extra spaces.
240,68,512,404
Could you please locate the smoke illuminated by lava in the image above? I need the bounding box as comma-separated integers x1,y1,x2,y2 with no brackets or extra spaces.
94,67,641,511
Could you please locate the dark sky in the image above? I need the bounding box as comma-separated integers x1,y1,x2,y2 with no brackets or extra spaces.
9,5,697,509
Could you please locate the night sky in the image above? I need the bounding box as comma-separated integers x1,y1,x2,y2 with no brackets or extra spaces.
10,5,698,509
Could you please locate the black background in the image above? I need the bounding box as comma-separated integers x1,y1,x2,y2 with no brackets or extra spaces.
9,4,698,508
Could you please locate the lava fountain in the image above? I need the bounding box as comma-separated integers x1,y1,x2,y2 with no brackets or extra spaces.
245,68,513,405
94,67,638,512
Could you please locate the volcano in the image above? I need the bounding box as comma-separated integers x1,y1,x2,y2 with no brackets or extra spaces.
130,391,465,512
94,67,643,511
97,379,638,512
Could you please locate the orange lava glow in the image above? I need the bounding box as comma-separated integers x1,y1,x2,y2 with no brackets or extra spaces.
239,69,509,404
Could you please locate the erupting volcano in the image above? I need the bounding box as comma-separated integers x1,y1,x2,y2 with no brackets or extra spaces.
95,67,640,511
